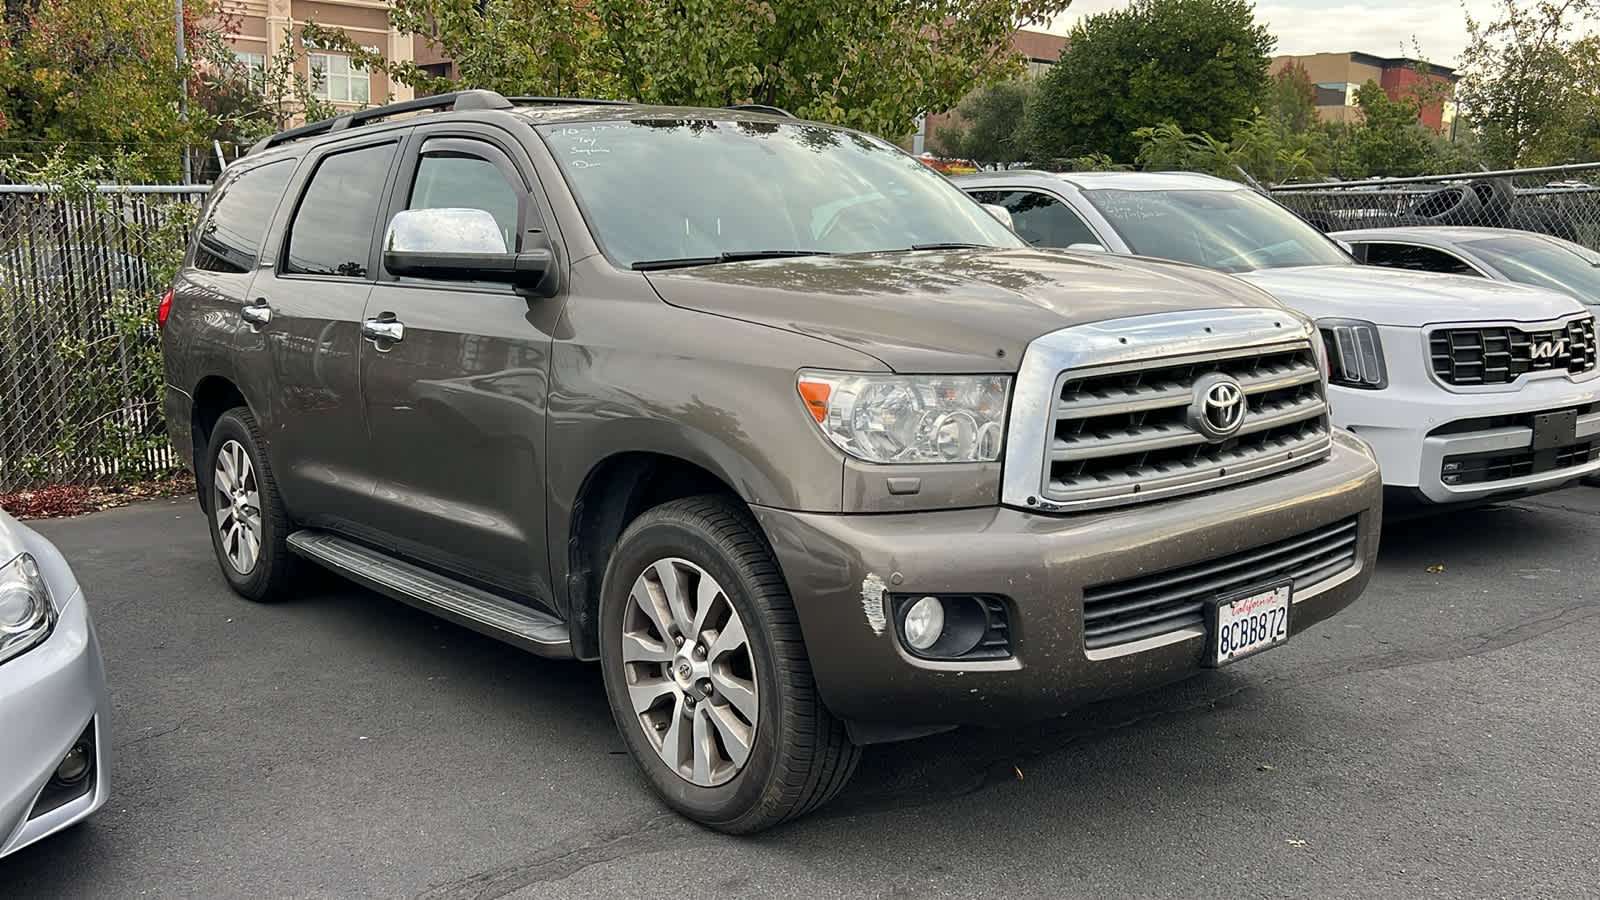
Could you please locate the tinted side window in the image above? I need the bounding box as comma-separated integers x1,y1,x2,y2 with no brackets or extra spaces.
1360,242,1479,276
284,143,397,278
969,189,1099,249
407,152,520,251
195,159,295,273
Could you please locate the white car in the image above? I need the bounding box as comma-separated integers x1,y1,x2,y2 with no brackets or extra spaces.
956,170,1600,505
0,507,110,858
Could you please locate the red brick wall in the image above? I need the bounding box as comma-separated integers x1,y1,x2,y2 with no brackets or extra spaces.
1379,66,1452,131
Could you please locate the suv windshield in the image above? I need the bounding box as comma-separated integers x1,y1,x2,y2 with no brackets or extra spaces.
1081,188,1351,273
538,119,1022,268
1462,234,1600,306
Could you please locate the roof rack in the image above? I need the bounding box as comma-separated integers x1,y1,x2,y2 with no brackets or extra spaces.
506,96,635,108
247,89,514,155
724,104,796,118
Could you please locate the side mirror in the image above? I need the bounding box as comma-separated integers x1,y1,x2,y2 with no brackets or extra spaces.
1335,239,1355,255
1065,242,1107,253
980,203,1015,231
382,208,551,285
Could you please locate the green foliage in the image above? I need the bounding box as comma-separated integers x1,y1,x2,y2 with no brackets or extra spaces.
303,0,1073,139
932,79,1037,167
0,153,193,487
0,0,237,181
1026,0,1275,163
1458,0,1600,167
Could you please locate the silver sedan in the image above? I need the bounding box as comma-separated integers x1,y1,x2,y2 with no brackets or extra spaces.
0,506,110,858
1330,225,1600,310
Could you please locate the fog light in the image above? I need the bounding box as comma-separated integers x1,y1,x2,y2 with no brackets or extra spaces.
55,744,91,784
903,596,945,651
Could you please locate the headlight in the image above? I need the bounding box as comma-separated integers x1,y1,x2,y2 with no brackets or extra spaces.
0,553,56,665
797,371,1011,464
1319,319,1387,389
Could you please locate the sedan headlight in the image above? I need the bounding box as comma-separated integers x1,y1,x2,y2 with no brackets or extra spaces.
1319,319,1388,389
0,553,56,665
797,371,1011,463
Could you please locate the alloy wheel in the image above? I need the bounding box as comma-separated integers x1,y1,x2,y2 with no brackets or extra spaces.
212,438,263,575
621,558,760,787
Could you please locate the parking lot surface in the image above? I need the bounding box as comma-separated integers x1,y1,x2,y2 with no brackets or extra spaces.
7,490,1600,899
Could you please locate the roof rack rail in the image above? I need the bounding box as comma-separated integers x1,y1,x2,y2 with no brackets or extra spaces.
505,96,636,108
724,104,796,118
247,89,514,155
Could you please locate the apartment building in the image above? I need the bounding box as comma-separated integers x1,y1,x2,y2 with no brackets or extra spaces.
1271,52,1457,132
219,0,416,110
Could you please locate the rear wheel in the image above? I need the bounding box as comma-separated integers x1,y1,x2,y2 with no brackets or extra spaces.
598,496,859,833
203,408,300,602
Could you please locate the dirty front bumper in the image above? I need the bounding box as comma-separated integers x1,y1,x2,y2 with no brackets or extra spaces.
755,431,1381,731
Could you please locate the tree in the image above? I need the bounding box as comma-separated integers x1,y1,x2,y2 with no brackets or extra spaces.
1457,0,1600,166
1346,80,1435,176
1025,0,1274,163
0,0,232,180
932,79,1036,167
1266,61,1317,135
303,0,1073,140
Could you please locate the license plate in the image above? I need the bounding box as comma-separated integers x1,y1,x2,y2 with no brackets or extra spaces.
1532,410,1578,451
1206,581,1292,666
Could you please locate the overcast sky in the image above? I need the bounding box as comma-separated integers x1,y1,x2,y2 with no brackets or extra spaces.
1042,1,1504,68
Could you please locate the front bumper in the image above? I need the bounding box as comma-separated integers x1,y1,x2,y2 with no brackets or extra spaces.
0,532,110,859
755,430,1382,730
1330,335,1600,503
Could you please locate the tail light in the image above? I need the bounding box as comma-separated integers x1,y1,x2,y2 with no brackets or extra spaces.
157,288,174,331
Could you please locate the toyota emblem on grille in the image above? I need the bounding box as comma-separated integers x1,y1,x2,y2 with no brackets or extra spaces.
1188,373,1247,442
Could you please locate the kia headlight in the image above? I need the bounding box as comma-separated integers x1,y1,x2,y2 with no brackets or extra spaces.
797,371,1011,463
0,553,56,665
1319,319,1387,389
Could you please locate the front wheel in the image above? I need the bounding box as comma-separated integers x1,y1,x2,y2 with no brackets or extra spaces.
598,496,859,833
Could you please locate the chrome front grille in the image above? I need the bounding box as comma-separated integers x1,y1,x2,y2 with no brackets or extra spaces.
1082,517,1359,651
1040,342,1331,510
1429,316,1598,385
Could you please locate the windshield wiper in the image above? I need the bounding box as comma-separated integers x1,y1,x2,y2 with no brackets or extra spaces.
632,250,831,271
905,242,991,251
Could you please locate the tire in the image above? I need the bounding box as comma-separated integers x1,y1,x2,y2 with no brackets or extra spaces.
1407,185,1482,225
202,407,301,602
1470,178,1515,227
598,495,859,833
1508,205,1581,243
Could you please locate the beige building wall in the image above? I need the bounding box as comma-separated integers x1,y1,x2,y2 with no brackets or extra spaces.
219,0,415,116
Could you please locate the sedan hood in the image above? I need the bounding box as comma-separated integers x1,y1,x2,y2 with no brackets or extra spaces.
644,249,1292,372
1238,265,1588,327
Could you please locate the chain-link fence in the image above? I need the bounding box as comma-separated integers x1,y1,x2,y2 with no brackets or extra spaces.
0,185,207,492
1269,163,1600,250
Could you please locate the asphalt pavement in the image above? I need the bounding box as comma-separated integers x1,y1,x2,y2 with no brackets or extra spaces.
6,489,1600,899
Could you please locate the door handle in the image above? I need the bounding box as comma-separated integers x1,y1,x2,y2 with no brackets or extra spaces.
362,316,405,344
240,300,272,329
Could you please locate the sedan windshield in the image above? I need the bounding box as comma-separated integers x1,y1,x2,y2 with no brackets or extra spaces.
537,119,1023,269
1081,188,1352,273
1462,234,1600,306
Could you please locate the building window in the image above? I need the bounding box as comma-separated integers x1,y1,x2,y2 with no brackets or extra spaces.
232,51,267,89
1314,82,1362,107
309,52,369,104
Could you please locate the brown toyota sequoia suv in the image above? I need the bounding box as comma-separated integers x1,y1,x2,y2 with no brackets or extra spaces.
161,90,1383,832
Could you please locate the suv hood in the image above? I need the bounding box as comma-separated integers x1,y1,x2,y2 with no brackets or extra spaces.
1238,265,1588,327
644,249,1294,372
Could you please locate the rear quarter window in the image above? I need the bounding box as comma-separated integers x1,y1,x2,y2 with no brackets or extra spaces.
194,159,296,273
